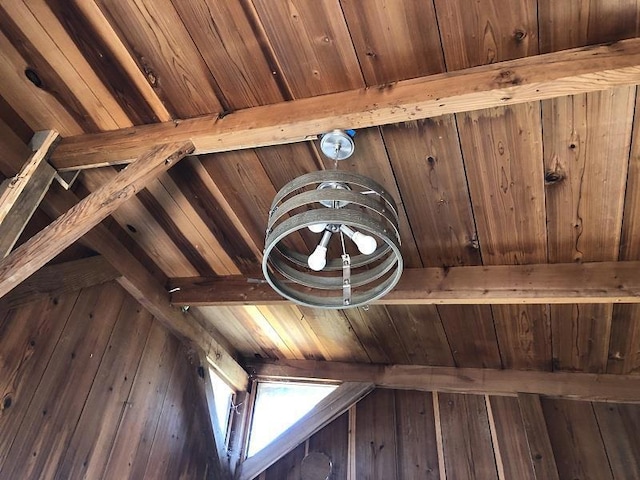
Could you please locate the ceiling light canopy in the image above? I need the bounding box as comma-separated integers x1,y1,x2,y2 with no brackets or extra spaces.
262,130,403,308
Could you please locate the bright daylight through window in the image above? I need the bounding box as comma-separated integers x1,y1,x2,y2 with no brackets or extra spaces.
246,381,337,457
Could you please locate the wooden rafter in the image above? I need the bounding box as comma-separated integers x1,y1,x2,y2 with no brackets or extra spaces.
237,382,374,480
50,38,640,170
0,130,58,257
169,261,640,306
0,141,193,298
248,359,640,403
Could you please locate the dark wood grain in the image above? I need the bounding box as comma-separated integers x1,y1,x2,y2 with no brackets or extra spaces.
438,393,498,479
355,389,398,480
541,398,614,480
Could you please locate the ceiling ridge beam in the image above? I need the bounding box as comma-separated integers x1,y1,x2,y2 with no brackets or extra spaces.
169,261,640,306
247,359,640,403
50,38,640,171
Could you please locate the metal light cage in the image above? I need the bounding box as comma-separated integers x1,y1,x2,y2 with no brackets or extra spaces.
262,170,403,309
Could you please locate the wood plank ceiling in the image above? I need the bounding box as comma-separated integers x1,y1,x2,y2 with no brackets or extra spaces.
1,0,639,375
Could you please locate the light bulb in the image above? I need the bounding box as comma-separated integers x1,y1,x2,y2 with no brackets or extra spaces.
308,223,327,233
352,231,377,254
308,245,327,271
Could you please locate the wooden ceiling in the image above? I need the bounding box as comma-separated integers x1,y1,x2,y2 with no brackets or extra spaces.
1,0,640,376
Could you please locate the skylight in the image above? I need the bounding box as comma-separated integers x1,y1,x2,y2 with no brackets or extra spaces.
246,381,337,457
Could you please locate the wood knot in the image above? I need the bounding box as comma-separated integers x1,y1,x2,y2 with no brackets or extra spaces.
24,68,44,88
513,29,527,42
544,170,565,185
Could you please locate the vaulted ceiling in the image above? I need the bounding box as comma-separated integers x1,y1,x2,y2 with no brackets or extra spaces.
1,0,639,376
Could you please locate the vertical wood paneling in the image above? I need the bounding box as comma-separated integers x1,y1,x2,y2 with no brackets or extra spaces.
309,411,349,480
543,88,633,373
593,402,640,479
0,293,79,466
395,390,440,480
171,0,285,109
517,394,560,480
541,398,614,480
539,1,639,375
341,0,444,85
264,443,305,480
438,393,498,480
538,0,640,54
0,283,123,479
488,396,536,480
381,118,480,268
438,305,502,368
343,306,409,364
251,0,363,97
434,0,539,71
54,296,153,479
95,0,222,117
385,305,455,367
341,127,422,268
460,104,551,370
356,389,398,480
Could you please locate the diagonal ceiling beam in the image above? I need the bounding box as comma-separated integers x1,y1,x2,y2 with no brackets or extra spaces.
0,141,193,298
248,358,640,404
50,38,640,171
169,261,640,306
0,130,59,257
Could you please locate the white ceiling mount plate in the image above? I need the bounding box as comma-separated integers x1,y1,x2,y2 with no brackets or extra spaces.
320,129,355,161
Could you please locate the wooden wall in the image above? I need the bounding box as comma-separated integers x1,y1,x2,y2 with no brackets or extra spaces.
258,389,640,480
0,282,218,479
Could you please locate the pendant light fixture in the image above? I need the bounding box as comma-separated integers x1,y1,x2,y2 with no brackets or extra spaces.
262,130,403,309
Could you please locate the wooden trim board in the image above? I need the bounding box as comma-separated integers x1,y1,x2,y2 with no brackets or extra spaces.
51,38,640,170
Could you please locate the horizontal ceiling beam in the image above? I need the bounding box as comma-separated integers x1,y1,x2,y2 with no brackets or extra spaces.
51,38,640,171
169,261,640,306
248,359,640,403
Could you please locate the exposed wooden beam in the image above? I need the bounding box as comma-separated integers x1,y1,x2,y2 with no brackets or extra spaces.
0,130,58,257
248,359,640,404
50,38,640,170
0,255,119,310
0,141,193,298
237,382,374,480
169,261,640,306
42,183,249,392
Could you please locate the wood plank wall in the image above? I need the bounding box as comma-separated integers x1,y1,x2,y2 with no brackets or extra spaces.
255,389,640,480
0,282,218,479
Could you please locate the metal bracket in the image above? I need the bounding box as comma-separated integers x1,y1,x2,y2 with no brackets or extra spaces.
341,253,351,306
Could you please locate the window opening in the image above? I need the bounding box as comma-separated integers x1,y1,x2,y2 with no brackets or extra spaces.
246,381,337,457
209,367,234,436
